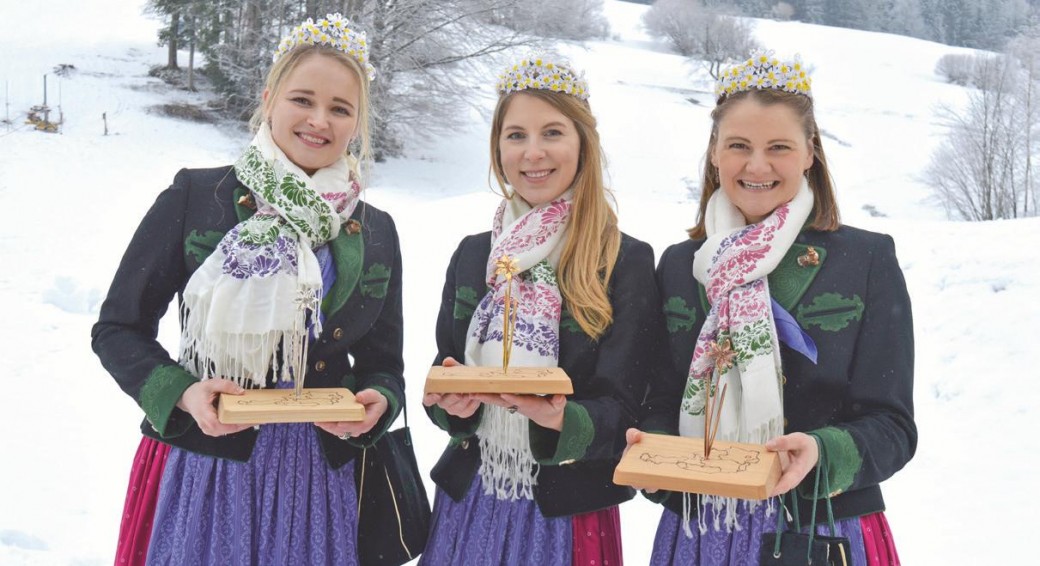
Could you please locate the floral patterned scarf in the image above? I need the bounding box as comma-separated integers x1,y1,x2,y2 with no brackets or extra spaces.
680,180,813,531
465,192,572,500
179,123,361,388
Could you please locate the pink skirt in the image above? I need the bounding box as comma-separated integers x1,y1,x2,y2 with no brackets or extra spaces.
114,436,170,566
572,505,623,565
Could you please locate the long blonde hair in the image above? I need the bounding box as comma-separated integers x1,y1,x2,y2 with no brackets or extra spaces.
249,45,373,181
489,90,621,340
689,88,840,239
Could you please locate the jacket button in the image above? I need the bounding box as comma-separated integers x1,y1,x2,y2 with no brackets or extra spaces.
559,459,576,465
461,440,470,450
332,328,344,340
315,360,327,372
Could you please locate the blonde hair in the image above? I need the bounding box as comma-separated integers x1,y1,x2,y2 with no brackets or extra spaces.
689,88,840,239
489,90,621,340
249,44,373,181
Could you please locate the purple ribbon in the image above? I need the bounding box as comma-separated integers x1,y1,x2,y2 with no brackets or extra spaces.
771,298,817,364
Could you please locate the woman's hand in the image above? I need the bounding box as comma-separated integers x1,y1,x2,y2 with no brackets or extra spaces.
177,379,254,437
623,428,658,493
422,356,483,418
476,393,567,432
766,432,820,497
316,388,388,440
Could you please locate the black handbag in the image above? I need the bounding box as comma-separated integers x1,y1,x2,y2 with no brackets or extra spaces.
760,434,852,566
356,403,432,566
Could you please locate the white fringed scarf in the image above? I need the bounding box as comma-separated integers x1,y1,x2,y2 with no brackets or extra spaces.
466,192,572,500
179,123,361,387
679,181,813,532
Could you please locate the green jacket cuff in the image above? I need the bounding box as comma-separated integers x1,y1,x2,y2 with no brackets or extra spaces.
346,384,399,449
430,404,482,439
529,401,594,465
799,427,862,499
138,364,198,438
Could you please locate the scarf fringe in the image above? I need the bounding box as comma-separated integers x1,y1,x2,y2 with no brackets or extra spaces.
179,286,322,388
476,405,539,500
680,492,778,537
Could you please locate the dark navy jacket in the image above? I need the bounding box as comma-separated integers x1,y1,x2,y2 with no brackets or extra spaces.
426,231,668,518
643,226,916,524
91,166,404,469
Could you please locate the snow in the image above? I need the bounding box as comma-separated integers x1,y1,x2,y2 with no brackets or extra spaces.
2,1,1038,564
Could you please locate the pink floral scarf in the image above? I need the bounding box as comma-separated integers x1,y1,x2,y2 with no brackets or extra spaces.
465,191,572,500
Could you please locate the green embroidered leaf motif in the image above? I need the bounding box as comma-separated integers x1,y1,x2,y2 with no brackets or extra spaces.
731,320,774,371
360,263,391,299
184,230,226,265
663,296,697,333
527,261,558,285
796,293,864,332
681,379,706,417
453,286,479,320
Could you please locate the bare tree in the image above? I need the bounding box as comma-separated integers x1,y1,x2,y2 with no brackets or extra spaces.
928,55,1030,220
643,0,759,79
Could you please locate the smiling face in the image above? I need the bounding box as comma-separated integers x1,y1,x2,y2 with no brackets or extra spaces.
710,97,815,224
496,93,581,207
263,53,361,175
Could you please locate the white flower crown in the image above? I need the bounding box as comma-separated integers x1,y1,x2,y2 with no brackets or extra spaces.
496,56,589,100
715,51,811,101
274,13,375,81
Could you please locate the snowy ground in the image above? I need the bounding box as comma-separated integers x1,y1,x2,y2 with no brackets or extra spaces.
2,1,1038,564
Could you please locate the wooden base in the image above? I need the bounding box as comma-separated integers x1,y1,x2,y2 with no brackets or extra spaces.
217,387,365,425
613,433,781,500
424,365,573,395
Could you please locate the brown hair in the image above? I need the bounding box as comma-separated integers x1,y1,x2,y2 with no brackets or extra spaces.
249,45,372,180
688,88,840,239
489,90,621,340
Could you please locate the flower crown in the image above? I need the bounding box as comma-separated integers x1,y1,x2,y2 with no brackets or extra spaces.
715,51,811,101
496,56,589,100
274,13,375,81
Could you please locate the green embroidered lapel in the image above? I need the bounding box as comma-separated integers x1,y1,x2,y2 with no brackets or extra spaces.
233,185,256,222
323,222,363,317
695,243,826,314
768,243,826,311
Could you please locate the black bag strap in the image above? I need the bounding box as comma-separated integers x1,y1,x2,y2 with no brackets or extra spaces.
770,433,840,563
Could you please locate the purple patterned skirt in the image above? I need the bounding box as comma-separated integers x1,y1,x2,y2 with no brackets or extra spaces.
420,475,572,565
650,499,867,566
146,423,358,566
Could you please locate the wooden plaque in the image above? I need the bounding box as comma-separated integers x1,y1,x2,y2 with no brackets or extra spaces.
217,387,365,425
613,433,781,500
424,365,573,395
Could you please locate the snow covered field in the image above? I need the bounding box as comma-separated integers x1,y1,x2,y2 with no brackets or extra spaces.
1,1,1038,564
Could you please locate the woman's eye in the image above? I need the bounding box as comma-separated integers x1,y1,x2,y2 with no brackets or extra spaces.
506,132,525,140
291,97,311,106
545,129,563,138
333,106,352,116
771,144,791,151
729,142,748,150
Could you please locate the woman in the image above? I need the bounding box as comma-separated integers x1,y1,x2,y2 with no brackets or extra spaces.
636,52,915,565
91,15,403,565
420,56,666,565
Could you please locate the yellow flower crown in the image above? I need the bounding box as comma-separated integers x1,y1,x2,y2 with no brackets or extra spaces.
715,51,811,101
274,13,375,81
496,56,589,100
